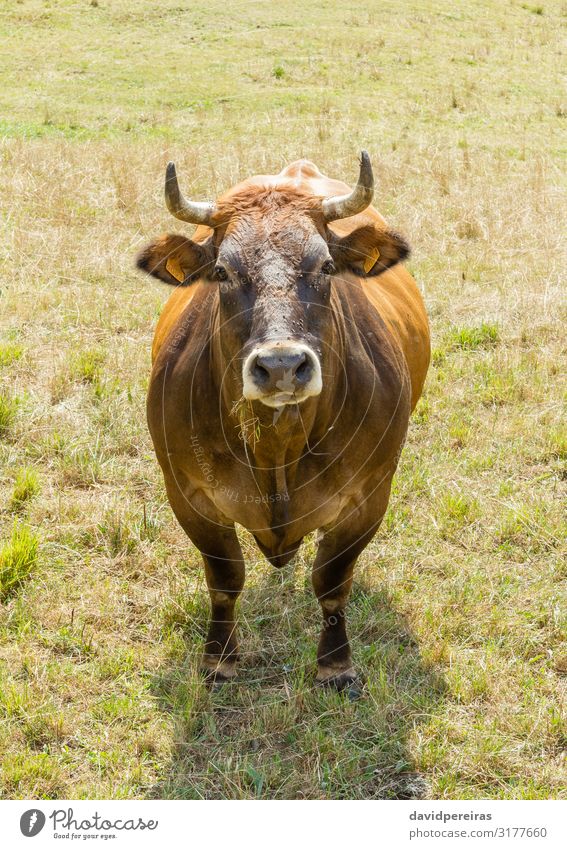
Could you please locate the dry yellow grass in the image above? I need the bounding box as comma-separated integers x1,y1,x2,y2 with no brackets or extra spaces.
0,0,565,799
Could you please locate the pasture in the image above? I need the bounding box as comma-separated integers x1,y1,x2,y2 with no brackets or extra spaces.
0,0,565,799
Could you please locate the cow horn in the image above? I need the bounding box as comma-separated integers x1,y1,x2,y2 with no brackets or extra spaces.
164,162,217,225
321,150,374,221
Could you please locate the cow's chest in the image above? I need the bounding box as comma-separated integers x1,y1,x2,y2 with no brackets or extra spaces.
205,452,352,535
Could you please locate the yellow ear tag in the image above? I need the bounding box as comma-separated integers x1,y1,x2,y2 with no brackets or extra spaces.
165,256,185,283
363,247,380,274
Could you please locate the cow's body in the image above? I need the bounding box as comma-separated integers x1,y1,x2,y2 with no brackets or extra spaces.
141,157,430,688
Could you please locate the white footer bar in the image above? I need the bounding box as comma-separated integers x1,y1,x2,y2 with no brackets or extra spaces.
2,799,565,849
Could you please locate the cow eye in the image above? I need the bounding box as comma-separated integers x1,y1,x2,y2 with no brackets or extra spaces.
321,259,336,275
214,265,229,282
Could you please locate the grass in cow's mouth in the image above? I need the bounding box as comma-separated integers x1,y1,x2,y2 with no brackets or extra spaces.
230,397,263,448
0,0,565,802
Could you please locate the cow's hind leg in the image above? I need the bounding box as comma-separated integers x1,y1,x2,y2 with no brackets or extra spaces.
312,483,392,690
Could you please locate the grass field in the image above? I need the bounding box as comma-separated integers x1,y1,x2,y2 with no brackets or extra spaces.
0,0,565,799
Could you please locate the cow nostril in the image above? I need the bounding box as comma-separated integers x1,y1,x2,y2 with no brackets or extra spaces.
252,360,271,385
294,358,311,382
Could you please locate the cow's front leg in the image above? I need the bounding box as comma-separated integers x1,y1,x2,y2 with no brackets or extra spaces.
312,531,373,689
163,481,245,682
312,487,392,689
201,536,245,681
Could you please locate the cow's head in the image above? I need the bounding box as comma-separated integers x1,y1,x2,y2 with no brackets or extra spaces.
137,153,409,409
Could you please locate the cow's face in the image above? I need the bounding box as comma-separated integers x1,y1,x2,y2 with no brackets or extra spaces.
213,204,331,408
137,155,410,409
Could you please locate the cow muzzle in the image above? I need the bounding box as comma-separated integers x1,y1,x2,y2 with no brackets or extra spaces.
242,342,322,408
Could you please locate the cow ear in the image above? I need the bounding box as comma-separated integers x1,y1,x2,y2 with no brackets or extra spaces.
136,234,215,285
329,224,410,277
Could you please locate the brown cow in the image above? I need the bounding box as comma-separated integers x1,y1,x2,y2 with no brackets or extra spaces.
137,153,430,690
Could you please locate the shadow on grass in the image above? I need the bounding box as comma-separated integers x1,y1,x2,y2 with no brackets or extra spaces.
147,559,446,800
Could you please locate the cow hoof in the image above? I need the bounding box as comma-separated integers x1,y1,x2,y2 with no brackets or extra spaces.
201,658,237,686
316,666,359,695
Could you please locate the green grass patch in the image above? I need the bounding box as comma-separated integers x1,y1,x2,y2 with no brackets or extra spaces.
0,391,19,436
436,492,481,540
10,468,41,512
446,323,500,351
0,343,24,367
0,524,40,601
69,349,105,384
